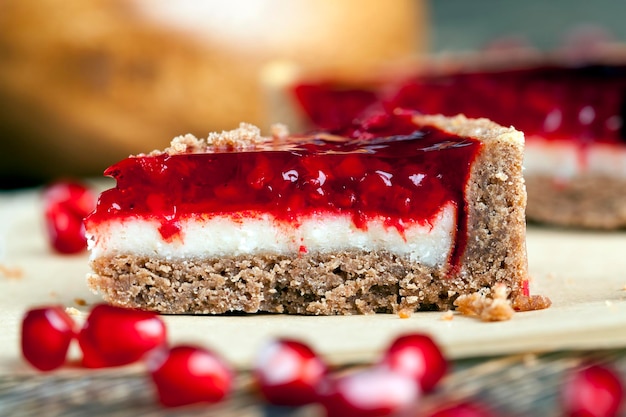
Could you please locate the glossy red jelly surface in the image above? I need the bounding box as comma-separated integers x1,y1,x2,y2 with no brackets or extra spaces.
87,113,481,265
295,65,626,145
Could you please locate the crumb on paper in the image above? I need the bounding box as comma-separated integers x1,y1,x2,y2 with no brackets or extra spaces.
441,310,454,321
49,291,58,298
65,307,81,316
74,298,87,306
512,293,552,312
454,284,514,322
398,309,412,319
0,264,23,280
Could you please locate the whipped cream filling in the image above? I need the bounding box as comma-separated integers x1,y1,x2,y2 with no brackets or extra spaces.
87,203,456,268
524,138,626,180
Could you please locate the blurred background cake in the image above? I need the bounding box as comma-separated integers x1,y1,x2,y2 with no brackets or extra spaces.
0,0,425,186
3,0,626,190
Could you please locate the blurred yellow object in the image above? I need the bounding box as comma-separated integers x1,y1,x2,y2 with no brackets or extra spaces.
0,0,426,182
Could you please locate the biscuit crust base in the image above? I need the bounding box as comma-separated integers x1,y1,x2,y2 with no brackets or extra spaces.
87,115,529,315
90,250,504,315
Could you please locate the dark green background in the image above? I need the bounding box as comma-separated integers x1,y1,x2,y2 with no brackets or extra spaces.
430,0,626,51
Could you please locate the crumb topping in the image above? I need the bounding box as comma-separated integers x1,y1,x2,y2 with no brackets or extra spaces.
158,123,292,155
454,284,515,321
205,123,266,149
166,133,206,154
161,123,273,155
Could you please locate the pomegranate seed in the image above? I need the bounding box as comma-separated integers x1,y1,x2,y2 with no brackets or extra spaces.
426,401,495,417
319,367,420,417
77,304,167,368
148,345,233,407
43,181,96,254
21,306,76,371
561,364,624,417
253,338,328,406
379,333,447,393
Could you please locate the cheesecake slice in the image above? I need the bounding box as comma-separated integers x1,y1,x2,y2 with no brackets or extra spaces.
283,53,626,229
85,113,530,315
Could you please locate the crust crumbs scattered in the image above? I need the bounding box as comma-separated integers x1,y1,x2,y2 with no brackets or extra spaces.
398,309,413,319
65,307,82,316
453,284,515,322
74,298,87,306
0,264,23,279
512,294,552,312
441,310,454,321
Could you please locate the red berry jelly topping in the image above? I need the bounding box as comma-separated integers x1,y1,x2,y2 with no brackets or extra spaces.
21,306,76,371
78,304,167,368
87,112,481,267
294,64,626,146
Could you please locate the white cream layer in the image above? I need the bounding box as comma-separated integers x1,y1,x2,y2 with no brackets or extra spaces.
524,138,626,180
87,203,456,268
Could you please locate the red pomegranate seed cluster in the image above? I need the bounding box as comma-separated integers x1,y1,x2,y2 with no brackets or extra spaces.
21,304,167,371
252,334,449,416
42,181,96,254
561,363,624,417
21,303,232,407
20,305,625,415
253,339,328,406
147,345,233,407
78,304,168,368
